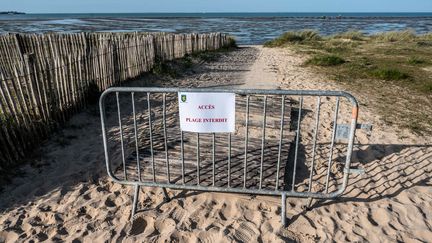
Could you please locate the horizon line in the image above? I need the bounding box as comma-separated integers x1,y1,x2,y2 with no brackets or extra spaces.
11,11,432,14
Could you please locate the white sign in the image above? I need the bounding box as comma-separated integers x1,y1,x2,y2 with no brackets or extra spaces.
178,92,235,133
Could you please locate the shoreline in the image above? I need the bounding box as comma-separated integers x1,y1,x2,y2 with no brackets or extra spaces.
1,18,432,45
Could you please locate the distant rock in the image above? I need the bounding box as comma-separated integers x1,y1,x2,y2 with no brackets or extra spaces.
0,11,26,15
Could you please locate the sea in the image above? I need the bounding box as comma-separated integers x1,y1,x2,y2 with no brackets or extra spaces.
1,13,432,44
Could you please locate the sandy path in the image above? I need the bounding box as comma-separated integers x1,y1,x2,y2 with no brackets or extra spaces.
240,46,280,90
0,46,431,242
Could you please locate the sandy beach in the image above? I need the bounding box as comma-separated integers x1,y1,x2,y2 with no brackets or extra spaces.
1,45,431,242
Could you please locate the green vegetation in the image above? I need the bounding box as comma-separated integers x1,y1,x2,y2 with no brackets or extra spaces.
181,55,194,68
372,30,417,42
265,30,432,135
408,57,426,65
370,68,409,80
331,31,365,41
224,36,238,49
263,30,321,47
306,55,345,66
191,51,220,62
151,59,180,78
0,113,12,124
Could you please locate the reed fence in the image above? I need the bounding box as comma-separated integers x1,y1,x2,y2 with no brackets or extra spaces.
0,32,230,169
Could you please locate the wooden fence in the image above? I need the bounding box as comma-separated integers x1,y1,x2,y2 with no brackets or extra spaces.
0,32,230,168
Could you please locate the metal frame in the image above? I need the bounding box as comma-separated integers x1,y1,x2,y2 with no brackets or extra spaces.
100,87,359,226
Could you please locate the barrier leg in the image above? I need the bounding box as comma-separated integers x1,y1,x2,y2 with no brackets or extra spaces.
131,184,140,221
306,197,313,209
281,193,287,227
162,187,171,202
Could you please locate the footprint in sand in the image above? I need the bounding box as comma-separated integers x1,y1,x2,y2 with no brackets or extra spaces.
277,228,301,242
233,221,260,242
129,216,148,236
244,210,263,225
220,202,236,221
260,221,274,235
104,196,116,208
197,229,222,243
56,226,69,236
35,231,48,241
169,231,195,242
38,211,58,226
169,205,189,224
0,231,19,243
370,207,392,227
154,218,176,235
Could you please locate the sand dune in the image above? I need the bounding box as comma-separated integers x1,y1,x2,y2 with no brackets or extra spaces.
0,46,431,242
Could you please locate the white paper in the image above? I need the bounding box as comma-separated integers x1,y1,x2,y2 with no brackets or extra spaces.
178,92,235,133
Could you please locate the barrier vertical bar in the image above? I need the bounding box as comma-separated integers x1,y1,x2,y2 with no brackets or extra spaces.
132,92,142,182
292,96,303,191
259,95,267,189
275,96,285,190
212,133,216,186
116,92,127,180
339,105,359,194
197,133,200,185
243,95,250,188
281,193,286,227
228,133,232,187
131,184,140,220
308,97,321,192
163,93,170,183
325,97,339,193
181,131,185,185
147,92,155,182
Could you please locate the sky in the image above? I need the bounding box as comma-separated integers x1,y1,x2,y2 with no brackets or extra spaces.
1,0,432,13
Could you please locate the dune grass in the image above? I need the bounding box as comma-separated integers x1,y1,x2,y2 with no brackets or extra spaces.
370,68,409,81
407,57,427,65
224,36,238,49
306,55,345,66
331,30,365,41
265,30,432,135
372,30,417,42
263,30,321,47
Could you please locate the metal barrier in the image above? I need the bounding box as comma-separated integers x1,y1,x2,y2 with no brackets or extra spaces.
100,87,359,226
